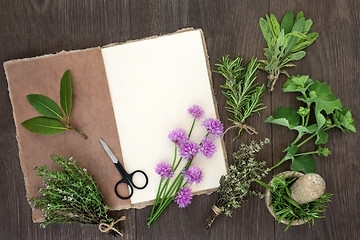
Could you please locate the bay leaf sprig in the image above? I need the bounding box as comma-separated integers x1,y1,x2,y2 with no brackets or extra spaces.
21,70,87,139
215,56,266,140
259,10,318,91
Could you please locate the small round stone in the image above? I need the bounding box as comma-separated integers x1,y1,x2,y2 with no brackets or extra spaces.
290,173,326,205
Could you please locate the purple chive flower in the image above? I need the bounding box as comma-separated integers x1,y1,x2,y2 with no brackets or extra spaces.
168,128,189,145
203,118,224,138
188,105,205,120
155,162,174,178
179,142,200,161
175,186,193,208
200,137,216,158
183,166,203,185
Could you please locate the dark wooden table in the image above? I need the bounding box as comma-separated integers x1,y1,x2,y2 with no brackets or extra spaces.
1,0,359,239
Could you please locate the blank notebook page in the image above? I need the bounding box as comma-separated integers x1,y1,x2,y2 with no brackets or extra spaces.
101,29,227,205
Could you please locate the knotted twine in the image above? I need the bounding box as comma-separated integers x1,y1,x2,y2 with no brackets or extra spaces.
211,205,222,216
223,122,258,136
98,216,126,236
267,67,280,92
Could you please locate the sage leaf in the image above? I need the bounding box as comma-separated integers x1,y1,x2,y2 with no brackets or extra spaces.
26,94,63,120
280,10,294,34
60,69,72,118
22,117,67,135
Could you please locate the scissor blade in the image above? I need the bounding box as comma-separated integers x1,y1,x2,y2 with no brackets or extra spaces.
99,138,119,164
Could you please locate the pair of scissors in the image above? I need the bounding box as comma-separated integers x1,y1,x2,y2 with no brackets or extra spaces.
99,138,148,200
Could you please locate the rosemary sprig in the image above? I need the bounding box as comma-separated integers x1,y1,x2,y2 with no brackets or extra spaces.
215,56,266,140
259,10,318,91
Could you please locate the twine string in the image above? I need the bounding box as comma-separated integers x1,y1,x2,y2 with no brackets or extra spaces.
211,205,222,216
98,216,126,236
223,122,258,136
268,67,280,91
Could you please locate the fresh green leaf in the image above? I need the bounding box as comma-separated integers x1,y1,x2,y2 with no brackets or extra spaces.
22,117,67,135
280,10,294,34
306,124,318,133
317,146,331,157
315,129,328,144
26,94,63,120
260,18,274,48
60,69,72,118
295,11,304,22
333,108,357,132
291,155,316,173
284,145,299,161
288,51,306,61
300,80,343,127
270,14,281,36
274,106,300,126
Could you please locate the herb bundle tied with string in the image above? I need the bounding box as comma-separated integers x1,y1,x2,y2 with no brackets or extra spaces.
215,56,266,140
259,10,318,91
204,139,270,230
30,155,125,237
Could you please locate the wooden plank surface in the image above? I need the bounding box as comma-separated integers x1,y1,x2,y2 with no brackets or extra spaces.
0,0,358,239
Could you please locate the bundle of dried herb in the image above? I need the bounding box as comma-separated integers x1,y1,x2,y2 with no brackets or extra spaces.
215,56,266,140
29,155,125,236
204,139,270,230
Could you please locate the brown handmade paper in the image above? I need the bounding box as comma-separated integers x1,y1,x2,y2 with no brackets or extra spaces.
4,28,228,222
4,48,131,222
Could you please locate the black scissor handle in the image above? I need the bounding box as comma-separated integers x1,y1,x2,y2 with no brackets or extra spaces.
114,178,133,200
128,170,149,190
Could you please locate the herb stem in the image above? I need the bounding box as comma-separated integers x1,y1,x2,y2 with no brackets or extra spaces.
297,132,317,148
294,151,317,157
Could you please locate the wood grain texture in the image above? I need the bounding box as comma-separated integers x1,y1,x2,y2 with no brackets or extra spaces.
0,0,359,239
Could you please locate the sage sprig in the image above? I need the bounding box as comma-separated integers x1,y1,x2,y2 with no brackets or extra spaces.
259,10,318,91
215,56,266,140
21,70,87,139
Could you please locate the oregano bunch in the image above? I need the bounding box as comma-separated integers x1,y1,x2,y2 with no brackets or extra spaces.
30,155,124,236
259,10,318,91
21,70,87,139
204,139,270,230
215,56,266,140
266,75,356,173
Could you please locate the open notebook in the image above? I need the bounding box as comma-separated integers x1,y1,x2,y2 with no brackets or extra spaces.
4,28,228,222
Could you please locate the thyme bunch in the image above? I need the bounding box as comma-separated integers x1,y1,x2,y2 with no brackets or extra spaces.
215,56,266,140
204,139,270,230
29,155,124,236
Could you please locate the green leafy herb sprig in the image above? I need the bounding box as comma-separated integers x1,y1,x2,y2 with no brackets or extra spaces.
259,10,318,91
30,155,124,236
22,70,87,139
215,56,266,140
204,139,270,230
255,173,332,231
266,75,356,173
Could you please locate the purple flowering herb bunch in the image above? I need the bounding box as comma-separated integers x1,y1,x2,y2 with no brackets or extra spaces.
148,105,224,227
